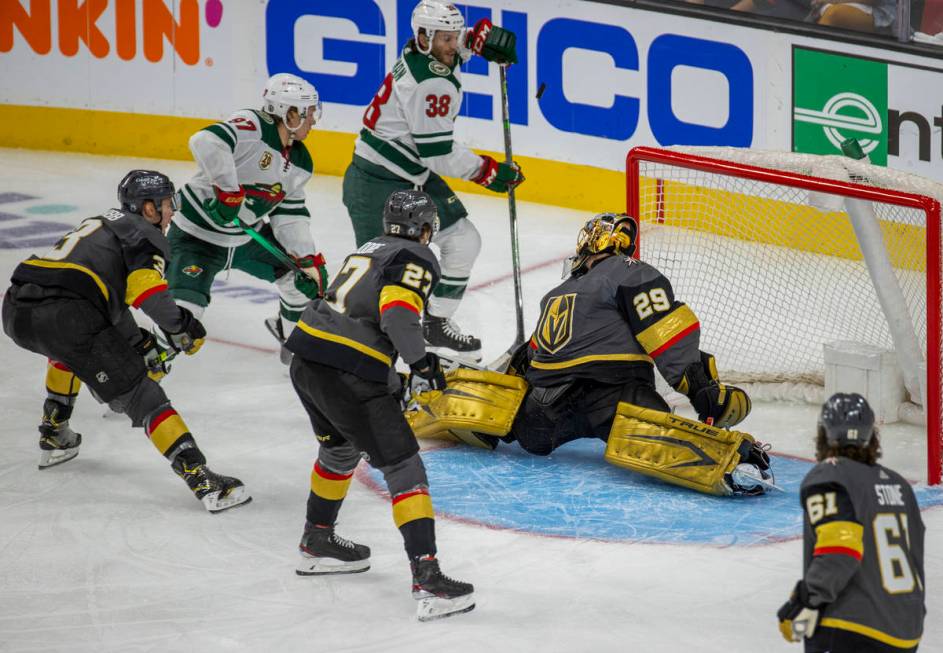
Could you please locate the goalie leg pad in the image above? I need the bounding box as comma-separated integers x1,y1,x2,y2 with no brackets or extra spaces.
604,401,756,496
406,369,527,448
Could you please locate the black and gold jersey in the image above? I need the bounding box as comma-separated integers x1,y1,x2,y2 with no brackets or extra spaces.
525,254,701,387
800,459,925,649
286,235,441,383
11,208,171,325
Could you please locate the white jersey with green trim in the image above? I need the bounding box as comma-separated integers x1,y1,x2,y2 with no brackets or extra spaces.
174,109,315,251
354,44,482,186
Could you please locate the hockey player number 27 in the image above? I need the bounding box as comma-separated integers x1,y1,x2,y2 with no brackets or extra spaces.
325,256,372,314
874,513,919,594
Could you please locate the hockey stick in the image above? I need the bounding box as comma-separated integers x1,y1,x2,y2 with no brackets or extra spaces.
499,64,525,347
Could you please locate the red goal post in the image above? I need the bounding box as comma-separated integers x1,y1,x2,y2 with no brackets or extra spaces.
626,146,942,485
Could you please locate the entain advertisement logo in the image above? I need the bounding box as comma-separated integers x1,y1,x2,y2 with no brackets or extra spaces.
0,0,225,66
792,48,888,164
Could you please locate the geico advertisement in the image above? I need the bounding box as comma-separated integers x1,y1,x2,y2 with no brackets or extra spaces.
792,45,943,182
268,0,770,171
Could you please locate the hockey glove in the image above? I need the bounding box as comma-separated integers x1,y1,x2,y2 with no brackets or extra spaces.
202,186,245,227
134,328,173,382
163,307,207,356
293,253,329,299
465,18,517,64
473,156,525,194
777,580,820,642
674,351,751,428
409,353,447,396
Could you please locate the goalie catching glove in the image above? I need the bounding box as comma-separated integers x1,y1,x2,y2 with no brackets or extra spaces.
162,307,206,356
674,351,751,428
292,253,329,299
464,18,517,64
777,580,820,642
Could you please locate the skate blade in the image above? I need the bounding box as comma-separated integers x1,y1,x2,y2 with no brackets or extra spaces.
203,486,252,513
430,349,484,370
38,448,79,470
296,554,370,576
278,345,293,366
416,593,475,622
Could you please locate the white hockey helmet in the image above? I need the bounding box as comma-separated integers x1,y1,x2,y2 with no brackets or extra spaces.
411,0,465,54
262,73,322,130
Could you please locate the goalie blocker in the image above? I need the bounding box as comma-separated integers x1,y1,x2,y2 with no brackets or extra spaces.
405,368,774,496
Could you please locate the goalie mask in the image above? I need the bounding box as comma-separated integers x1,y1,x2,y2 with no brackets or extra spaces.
569,213,638,276
117,170,177,215
262,73,322,133
819,392,875,448
383,190,440,241
411,0,465,55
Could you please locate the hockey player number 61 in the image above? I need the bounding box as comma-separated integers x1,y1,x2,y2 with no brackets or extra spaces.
874,513,919,594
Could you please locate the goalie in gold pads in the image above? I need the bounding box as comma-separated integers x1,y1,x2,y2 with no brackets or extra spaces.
406,212,775,496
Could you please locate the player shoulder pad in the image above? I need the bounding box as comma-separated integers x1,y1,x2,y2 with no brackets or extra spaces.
801,459,853,492
403,51,461,91
289,140,313,175
383,241,441,286
98,208,171,259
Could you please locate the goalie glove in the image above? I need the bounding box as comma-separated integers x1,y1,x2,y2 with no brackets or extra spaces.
162,307,207,356
472,156,525,194
202,186,244,227
134,328,173,382
777,580,821,642
409,353,447,396
292,253,329,299
464,18,518,64
674,351,751,428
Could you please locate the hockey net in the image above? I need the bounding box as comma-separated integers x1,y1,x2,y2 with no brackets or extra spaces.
626,146,942,484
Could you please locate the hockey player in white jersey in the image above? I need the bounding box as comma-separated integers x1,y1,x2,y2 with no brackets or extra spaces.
167,73,329,363
343,0,523,362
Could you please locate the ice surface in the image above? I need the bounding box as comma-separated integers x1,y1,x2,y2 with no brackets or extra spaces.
0,149,940,652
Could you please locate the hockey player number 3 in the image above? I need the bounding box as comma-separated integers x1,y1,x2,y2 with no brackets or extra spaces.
873,513,919,594
363,74,394,130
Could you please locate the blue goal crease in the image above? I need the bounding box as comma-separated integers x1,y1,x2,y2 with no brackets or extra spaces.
365,439,943,546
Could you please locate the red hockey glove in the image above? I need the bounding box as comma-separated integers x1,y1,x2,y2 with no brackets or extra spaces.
465,18,518,64
202,186,245,227
293,253,329,299
472,156,525,194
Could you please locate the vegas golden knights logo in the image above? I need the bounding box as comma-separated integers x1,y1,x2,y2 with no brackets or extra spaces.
259,152,272,170
536,293,576,354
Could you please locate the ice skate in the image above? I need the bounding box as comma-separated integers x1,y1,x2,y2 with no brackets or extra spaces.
38,420,82,469
726,442,781,495
171,457,252,513
38,399,82,469
264,316,294,366
423,315,482,363
411,555,475,622
297,521,370,575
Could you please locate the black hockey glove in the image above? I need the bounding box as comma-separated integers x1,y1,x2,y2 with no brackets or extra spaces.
777,580,820,642
409,353,447,396
133,328,173,381
163,307,206,356
674,351,751,428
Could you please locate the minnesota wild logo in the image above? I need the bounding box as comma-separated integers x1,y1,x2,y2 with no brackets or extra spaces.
429,60,450,77
182,264,203,277
536,293,577,354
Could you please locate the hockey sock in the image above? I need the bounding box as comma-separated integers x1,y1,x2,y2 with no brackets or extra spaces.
392,487,437,559
44,360,81,409
146,406,198,460
306,461,353,526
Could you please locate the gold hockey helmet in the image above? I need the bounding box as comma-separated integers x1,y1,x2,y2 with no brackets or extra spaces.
569,212,638,275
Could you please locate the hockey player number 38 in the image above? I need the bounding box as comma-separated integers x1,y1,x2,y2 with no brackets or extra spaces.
424,94,451,117
363,74,394,130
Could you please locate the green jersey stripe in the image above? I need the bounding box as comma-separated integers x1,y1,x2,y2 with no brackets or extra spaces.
204,124,236,151
218,121,238,142
416,141,453,158
360,129,426,176
271,207,311,218
412,130,453,141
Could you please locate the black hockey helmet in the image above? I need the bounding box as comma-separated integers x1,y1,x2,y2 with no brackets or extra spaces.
819,392,875,448
117,170,177,215
383,189,439,240
570,212,638,275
